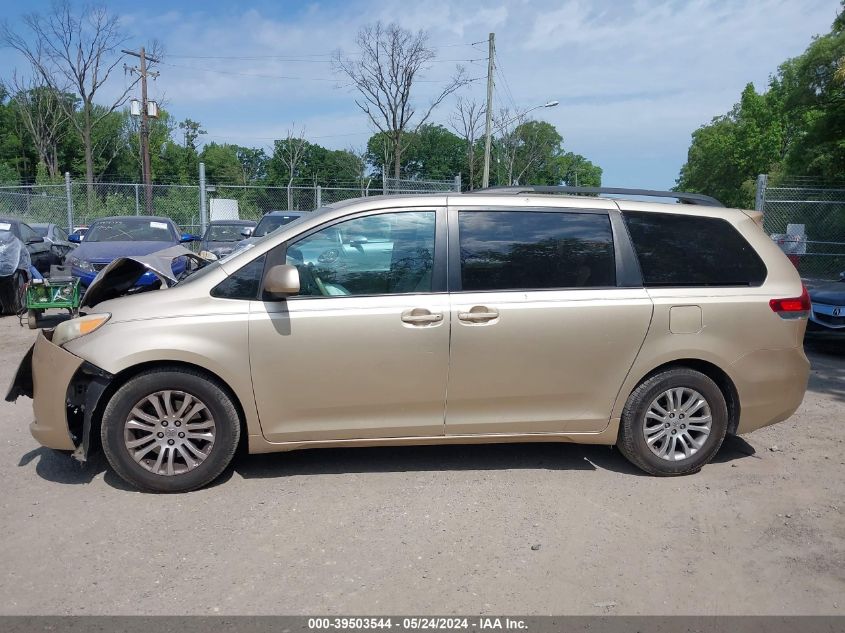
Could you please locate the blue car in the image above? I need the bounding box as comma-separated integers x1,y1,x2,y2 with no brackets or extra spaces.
66,216,196,287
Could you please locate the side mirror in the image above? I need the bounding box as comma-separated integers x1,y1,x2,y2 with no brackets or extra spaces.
68,234,81,243
180,233,198,243
348,235,368,246
241,227,254,238
263,264,300,297
27,236,44,244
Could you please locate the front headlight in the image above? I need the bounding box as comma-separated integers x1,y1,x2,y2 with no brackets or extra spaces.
66,256,95,272
52,313,110,347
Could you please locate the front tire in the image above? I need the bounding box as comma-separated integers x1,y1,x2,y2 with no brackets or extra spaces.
617,368,728,476
100,368,240,492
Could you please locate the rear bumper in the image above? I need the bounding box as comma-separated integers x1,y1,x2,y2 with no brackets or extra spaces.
6,331,112,457
731,347,810,434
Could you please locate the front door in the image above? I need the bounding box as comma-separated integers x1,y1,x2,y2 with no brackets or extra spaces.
445,207,653,435
249,208,450,443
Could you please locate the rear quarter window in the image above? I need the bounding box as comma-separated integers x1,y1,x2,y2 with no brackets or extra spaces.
623,211,767,287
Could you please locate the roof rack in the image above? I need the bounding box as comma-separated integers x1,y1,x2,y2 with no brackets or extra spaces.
471,186,724,207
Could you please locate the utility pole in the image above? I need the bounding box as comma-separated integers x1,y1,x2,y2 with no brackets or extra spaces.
481,32,495,189
123,47,159,215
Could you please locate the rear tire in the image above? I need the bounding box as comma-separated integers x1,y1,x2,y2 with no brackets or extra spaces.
617,368,728,476
100,368,240,492
0,271,26,315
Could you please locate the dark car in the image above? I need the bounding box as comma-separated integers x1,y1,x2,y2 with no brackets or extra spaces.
0,217,52,273
32,222,75,265
235,211,305,249
807,273,845,337
65,215,197,286
200,219,257,259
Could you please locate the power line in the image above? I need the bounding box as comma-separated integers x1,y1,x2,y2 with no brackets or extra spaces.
158,61,342,82
169,54,483,63
160,61,484,84
203,130,370,142
493,50,520,115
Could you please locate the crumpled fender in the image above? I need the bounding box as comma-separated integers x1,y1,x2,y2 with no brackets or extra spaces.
81,245,207,308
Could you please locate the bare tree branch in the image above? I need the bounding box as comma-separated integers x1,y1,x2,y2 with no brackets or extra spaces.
274,126,309,209
2,1,161,198
449,97,485,190
333,22,468,182
7,71,74,179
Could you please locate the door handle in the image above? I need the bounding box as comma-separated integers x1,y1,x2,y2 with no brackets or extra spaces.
401,309,443,325
458,307,500,322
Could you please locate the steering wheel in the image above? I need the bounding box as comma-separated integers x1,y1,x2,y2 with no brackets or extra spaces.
313,273,329,296
294,262,329,297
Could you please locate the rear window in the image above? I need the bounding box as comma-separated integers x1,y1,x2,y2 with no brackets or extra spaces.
623,211,767,287
458,210,616,291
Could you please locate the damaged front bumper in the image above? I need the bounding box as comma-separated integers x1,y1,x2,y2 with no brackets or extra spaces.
6,330,113,461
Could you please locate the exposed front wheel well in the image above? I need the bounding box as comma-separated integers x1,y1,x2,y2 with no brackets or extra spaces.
635,359,741,435
91,361,248,453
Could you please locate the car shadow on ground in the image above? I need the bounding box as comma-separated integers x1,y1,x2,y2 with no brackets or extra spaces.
18,434,759,491
228,435,758,484
17,448,136,491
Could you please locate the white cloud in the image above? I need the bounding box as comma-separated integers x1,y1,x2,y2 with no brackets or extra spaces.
1,0,840,187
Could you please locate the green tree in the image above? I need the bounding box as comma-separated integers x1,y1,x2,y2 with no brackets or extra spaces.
677,2,845,205
179,118,206,151
0,84,35,181
365,125,466,182
200,142,243,184
0,162,19,185
236,146,267,185
402,125,465,181
676,85,784,208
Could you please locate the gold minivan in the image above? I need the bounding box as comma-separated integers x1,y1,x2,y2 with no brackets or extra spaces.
7,188,810,492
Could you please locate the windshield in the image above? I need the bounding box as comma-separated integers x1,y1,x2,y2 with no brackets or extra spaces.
177,242,256,287
254,214,302,237
85,218,176,242
206,224,250,242
33,225,49,237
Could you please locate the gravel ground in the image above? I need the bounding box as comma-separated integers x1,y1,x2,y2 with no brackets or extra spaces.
0,314,843,615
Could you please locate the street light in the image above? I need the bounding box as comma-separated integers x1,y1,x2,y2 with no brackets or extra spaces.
482,100,559,187
496,100,559,131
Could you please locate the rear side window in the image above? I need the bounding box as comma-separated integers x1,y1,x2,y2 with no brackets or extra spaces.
458,211,616,291
623,211,767,287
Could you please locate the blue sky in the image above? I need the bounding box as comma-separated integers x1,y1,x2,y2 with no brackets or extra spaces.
1,0,841,188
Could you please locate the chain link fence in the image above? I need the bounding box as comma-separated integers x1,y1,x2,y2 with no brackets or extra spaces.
0,172,460,237
756,175,845,281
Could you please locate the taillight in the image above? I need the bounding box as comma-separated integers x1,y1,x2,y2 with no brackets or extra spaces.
769,286,811,318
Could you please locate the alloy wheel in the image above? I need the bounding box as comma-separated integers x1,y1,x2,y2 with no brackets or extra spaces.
642,387,712,461
123,390,216,476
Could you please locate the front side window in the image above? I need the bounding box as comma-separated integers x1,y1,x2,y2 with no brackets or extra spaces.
458,210,616,291
623,211,767,287
286,211,436,297
210,255,266,300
